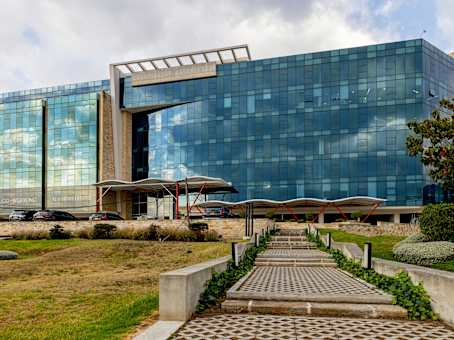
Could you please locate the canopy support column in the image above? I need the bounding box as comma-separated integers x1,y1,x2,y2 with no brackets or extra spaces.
333,204,348,220
361,202,380,223
175,183,180,219
282,204,299,221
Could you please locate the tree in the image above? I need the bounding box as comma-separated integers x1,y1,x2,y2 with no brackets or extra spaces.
406,98,454,191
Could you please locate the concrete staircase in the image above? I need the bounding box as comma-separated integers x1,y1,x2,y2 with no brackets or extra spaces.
222,228,407,319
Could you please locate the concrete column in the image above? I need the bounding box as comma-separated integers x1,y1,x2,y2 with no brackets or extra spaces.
318,213,325,224
393,213,400,224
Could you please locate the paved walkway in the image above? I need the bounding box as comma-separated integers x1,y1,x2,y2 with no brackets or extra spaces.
172,227,454,339
173,314,454,339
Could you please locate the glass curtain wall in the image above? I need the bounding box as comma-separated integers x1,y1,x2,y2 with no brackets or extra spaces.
126,39,447,206
0,99,43,213
46,93,98,212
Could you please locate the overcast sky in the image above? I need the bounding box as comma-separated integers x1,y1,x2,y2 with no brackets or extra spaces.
1,0,453,93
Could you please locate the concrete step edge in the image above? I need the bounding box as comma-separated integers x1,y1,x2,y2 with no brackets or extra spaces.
221,300,408,319
226,291,393,304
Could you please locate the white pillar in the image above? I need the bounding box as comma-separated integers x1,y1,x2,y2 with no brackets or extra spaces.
318,213,325,224
393,213,400,224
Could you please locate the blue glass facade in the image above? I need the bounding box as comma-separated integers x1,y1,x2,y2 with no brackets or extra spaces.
126,39,454,206
0,81,109,214
0,39,453,216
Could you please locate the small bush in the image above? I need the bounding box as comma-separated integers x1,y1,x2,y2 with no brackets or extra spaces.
92,224,117,239
305,213,314,222
395,233,430,247
188,222,208,231
203,230,221,242
393,241,454,266
351,211,363,221
11,230,49,240
73,227,92,239
49,225,71,239
420,203,454,241
147,224,161,240
265,211,274,219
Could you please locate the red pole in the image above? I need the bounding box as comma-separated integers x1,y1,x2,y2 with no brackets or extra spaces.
282,204,299,220
333,205,348,220
175,183,180,220
313,206,326,223
361,203,380,223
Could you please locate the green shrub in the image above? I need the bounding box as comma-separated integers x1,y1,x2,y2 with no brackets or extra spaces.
307,232,437,320
305,213,314,222
420,203,454,241
49,225,71,239
92,223,117,239
73,227,92,239
394,233,430,247
197,231,273,312
393,241,454,266
265,211,274,219
351,211,363,221
11,230,49,240
146,224,161,240
202,230,220,242
188,222,208,231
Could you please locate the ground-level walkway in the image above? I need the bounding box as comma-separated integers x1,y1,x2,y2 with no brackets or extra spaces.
172,226,454,339
173,314,454,339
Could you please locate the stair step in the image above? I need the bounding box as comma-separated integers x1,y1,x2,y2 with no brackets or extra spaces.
226,291,392,305
221,300,407,319
271,236,308,241
255,257,335,262
255,261,337,267
268,245,317,249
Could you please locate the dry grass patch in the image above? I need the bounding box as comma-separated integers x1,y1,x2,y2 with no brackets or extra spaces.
0,239,230,339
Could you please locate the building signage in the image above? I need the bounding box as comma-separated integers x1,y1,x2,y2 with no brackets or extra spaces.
132,62,217,86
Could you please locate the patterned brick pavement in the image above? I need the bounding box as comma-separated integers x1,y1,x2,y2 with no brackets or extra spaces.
230,266,387,297
257,249,332,259
172,314,454,339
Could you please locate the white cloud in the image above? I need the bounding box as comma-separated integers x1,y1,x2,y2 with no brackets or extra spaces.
435,0,454,52
0,0,399,93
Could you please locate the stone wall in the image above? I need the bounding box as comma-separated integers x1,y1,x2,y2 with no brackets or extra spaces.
339,222,420,237
0,218,273,240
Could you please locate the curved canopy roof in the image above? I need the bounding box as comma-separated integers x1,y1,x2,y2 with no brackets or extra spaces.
196,196,385,208
94,176,238,194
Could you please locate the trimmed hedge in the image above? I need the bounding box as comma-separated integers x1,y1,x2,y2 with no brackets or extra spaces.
395,233,430,246
420,203,454,242
393,241,454,266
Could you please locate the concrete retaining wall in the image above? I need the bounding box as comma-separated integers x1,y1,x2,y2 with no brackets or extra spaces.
372,258,454,327
0,218,273,240
159,255,231,321
319,234,454,327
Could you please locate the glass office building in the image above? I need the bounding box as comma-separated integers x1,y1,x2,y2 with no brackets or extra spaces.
125,39,454,208
0,81,109,215
0,39,453,218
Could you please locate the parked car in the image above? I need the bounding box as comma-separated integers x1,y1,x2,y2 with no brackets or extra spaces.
33,210,77,221
9,210,37,221
89,212,124,221
203,207,231,218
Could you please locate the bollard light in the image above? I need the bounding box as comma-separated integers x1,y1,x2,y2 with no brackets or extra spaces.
254,233,259,247
231,242,237,267
363,242,372,269
327,232,331,249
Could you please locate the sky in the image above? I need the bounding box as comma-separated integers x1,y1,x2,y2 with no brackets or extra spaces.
1,0,453,93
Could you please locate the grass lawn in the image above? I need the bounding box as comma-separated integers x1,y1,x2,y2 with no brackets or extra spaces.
319,228,454,273
318,228,404,260
0,239,230,339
